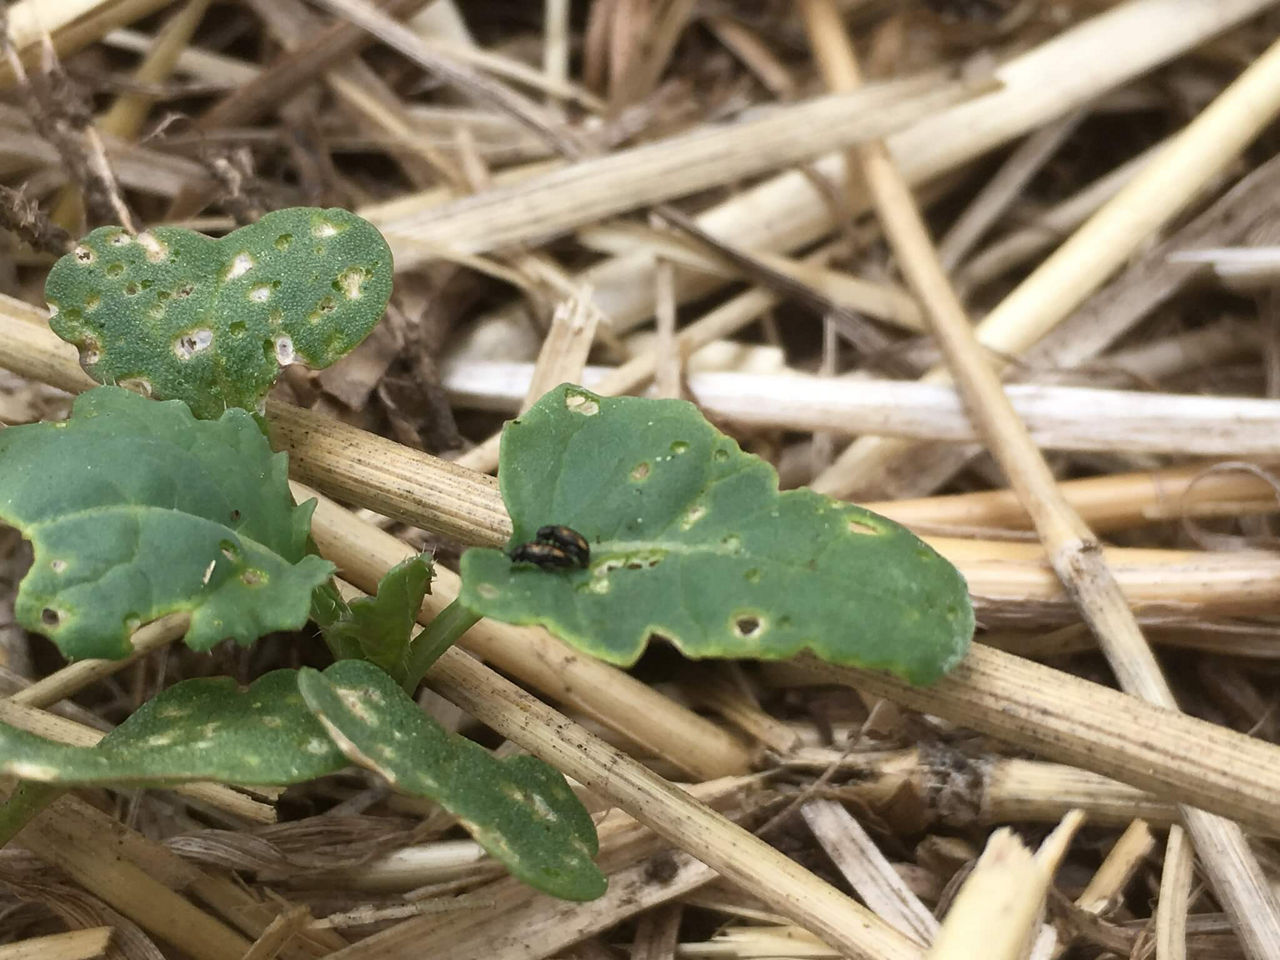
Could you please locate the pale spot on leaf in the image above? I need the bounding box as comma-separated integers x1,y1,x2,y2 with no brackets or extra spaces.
564,393,599,416
136,232,167,262
174,328,213,360
226,252,254,280
338,267,364,299
274,335,295,366
10,762,59,780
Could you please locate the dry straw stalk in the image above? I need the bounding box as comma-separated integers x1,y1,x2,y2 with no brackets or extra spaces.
796,5,1280,950
0,928,113,960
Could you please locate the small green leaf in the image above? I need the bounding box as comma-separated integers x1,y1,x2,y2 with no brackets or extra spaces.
0,386,334,660
46,207,393,419
459,384,973,685
323,554,433,678
0,671,345,786
298,659,605,901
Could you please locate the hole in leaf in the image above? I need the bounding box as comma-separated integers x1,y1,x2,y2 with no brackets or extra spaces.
155,290,169,303
124,615,141,633
712,448,730,462
848,518,880,535
744,568,761,583
124,282,140,296
50,559,67,573
309,296,336,321
312,221,338,238
670,440,689,455
276,233,293,250
84,294,100,312
226,252,254,279
41,608,60,627
476,583,499,600
249,284,272,302
220,540,239,561
229,509,241,524
176,283,196,298
108,232,130,247
732,615,764,638
119,377,152,398
564,393,599,416
721,534,742,552
174,329,213,360
229,320,246,335
630,462,650,482
274,335,296,365
106,263,124,277
241,569,266,586
336,267,365,299
80,346,100,366
74,246,94,264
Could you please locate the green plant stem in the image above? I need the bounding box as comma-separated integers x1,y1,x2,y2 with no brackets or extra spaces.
403,599,481,691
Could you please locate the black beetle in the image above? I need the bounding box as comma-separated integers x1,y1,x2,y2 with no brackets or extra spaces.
534,525,590,567
509,525,591,571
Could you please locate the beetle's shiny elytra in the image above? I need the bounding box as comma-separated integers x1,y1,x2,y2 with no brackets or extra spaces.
534,525,590,567
510,540,580,570
509,525,591,571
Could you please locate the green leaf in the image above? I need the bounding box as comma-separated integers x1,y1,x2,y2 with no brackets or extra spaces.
0,781,63,847
46,207,393,419
323,554,433,679
459,384,973,685
0,386,334,660
0,671,345,786
298,659,605,901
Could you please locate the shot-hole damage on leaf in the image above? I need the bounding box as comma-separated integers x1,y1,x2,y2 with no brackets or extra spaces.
564,390,599,416
45,207,393,419
0,670,347,787
459,384,975,685
0,386,333,660
298,660,605,901
848,517,883,535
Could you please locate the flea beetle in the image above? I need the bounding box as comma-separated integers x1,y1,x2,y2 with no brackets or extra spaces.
509,525,591,571
534,525,590,567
